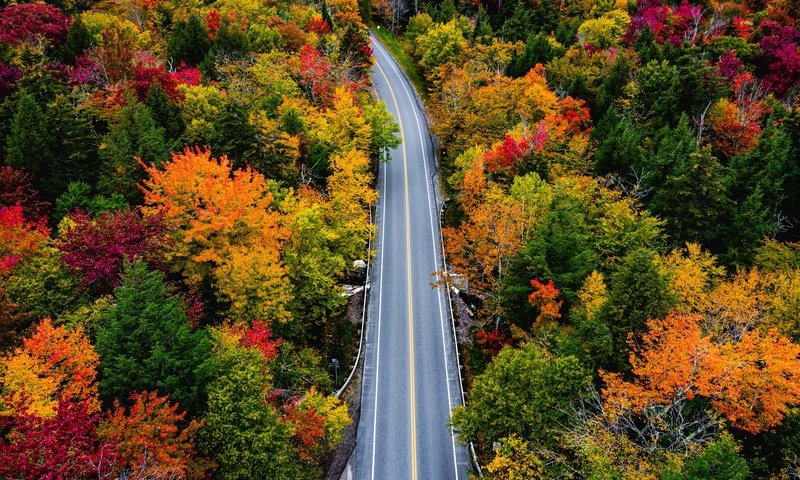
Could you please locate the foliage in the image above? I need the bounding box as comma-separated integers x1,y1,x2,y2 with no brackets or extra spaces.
57,209,168,294
451,342,591,449
95,260,212,415
140,147,291,322
0,398,116,480
98,391,203,479
1,318,99,417
200,329,311,480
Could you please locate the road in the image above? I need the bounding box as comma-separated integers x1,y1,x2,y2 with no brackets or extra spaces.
353,33,471,479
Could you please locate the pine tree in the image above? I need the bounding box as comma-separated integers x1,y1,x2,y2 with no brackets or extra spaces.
95,260,213,415
145,82,184,142
45,95,100,198
596,249,675,371
98,103,169,203
6,92,53,195
59,16,94,64
167,14,211,66
200,330,310,479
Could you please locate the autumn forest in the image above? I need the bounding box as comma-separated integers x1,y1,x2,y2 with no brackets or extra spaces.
0,0,799,477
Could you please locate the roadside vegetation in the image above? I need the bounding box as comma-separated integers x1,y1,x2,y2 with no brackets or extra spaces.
0,0,399,477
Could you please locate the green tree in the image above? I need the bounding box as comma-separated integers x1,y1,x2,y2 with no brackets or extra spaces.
45,95,100,198
53,182,127,222
651,147,730,251
95,260,213,414
663,436,750,480
6,92,53,195
145,83,184,142
593,109,643,175
200,329,311,480
507,32,562,78
596,248,675,371
98,102,169,203
634,59,681,130
451,342,591,450
0,247,86,325
167,14,211,66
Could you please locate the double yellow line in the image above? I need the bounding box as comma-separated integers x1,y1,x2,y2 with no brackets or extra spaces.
374,55,418,480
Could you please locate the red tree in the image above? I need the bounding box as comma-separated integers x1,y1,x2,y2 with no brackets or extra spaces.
0,398,118,480
0,167,50,222
57,209,168,293
0,4,70,46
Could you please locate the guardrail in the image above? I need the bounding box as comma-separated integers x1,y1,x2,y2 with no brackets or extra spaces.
334,204,373,398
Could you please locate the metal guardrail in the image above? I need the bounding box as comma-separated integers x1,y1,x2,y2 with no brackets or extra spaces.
334,204,373,398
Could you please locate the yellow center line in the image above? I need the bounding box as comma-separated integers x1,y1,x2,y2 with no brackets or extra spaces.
374,57,418,480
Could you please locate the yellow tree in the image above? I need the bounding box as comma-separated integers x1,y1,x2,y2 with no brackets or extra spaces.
1,318,99,417
325,149,377,264
140,147,291,322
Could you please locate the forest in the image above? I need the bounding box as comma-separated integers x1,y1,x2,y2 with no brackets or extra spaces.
369,0,800,477
0,0,400,477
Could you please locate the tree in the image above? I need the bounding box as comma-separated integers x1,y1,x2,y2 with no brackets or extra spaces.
450,342,591,450
0,246,86,324
98,102,169,203
0,166,50,222
98,391,203,479
415,20,468,75
1,318,99,417
650,147,730,251
0,3,70,46
145,82,184,142
167,14,211,66
0,204,49,274
326,149,378,264
0,398,117,480
665,436,750,480
200,329,310,479
139,147,291,322
44,94,101,198
95,260,213,415
596,248,674,371
602,313,800,434
57,209,169,295
5,92,53,194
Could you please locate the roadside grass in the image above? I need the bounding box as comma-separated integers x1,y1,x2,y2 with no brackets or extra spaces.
371,26,427,100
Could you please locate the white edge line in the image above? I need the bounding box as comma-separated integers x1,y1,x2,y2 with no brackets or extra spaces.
371,35,462,479
370,138,389,480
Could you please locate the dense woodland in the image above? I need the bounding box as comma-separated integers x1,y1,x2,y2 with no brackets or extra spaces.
0,0,400,477
372,0,800,477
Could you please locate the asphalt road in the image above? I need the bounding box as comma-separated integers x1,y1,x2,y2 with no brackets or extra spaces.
353,34,471,479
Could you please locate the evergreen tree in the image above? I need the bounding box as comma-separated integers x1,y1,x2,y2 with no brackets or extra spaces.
507,32,561,78
502,0,533,42
59,16,94,64
97,103,169,203
167,14,210,66
594,54,632,121
432,0,457,23
95,260,213,415
596,248,674,371
6,92,53,193
651,147,730,251
211,99,256,168
145,82,184,142
45,95,100,198
592,109,643,175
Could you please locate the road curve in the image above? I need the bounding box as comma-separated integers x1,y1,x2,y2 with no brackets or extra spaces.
354,34,471,479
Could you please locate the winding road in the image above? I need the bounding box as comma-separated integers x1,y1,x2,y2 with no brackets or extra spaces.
353,34,470,479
